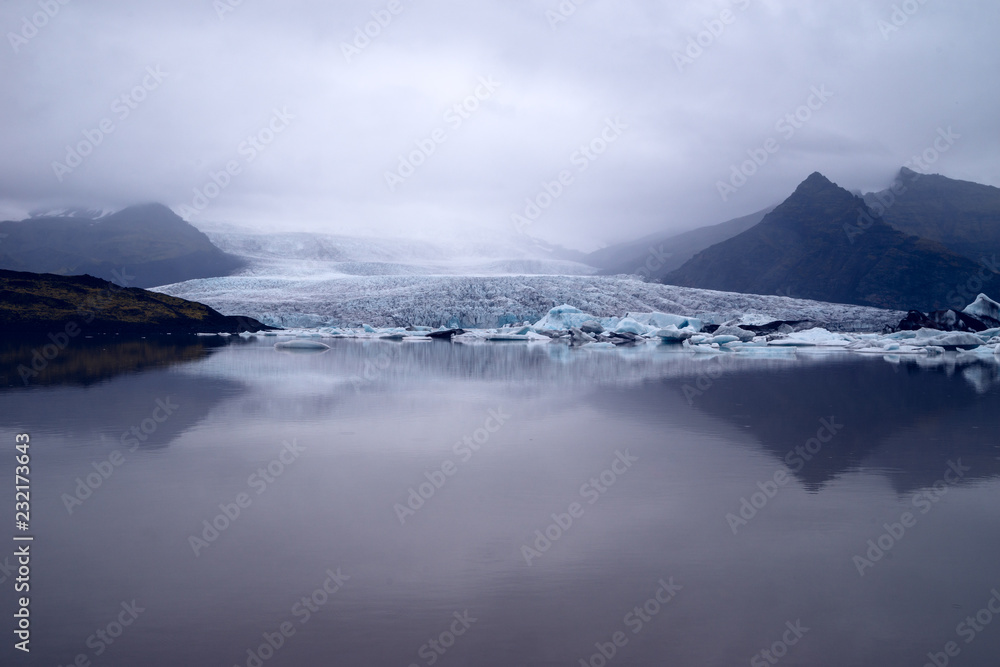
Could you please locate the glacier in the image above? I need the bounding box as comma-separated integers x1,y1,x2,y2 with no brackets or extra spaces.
150,225,1000,367
155,273,906,331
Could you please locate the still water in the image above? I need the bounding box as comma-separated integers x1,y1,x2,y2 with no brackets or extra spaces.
1,336,999,666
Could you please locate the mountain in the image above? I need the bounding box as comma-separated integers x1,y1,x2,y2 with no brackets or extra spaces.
0,204,245,288
0,268,271,336
583,207,774,278
864,167,1000,263
663,172,1000,312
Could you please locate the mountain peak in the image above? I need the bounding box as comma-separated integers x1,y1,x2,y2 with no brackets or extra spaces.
665,170,999,311
769,172,862,228
791,171,839,196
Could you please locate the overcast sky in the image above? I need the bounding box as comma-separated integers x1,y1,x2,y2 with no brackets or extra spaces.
1,0,997,251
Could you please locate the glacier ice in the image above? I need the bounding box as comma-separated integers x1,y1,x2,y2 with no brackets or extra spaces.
963,293,1000,323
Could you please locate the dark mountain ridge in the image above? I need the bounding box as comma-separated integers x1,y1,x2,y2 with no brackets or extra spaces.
0,203,245,288
864,167,1000,263
664,172,1000,312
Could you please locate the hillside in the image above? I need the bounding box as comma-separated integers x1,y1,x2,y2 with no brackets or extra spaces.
0,204,245,288
0,268,271,335
864,167,1000,263
664,172,1000,311
585,207,774,278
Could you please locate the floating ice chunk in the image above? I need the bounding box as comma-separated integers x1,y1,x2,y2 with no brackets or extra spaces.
707,335,740,345
532,304,597,331
612,317,657,336
628,312,703,332
784,327,851,346
963,293,1000,322
712,324,755,342
918,332,984,350
362,324,377,333
274,339,330,350
656,325,697,342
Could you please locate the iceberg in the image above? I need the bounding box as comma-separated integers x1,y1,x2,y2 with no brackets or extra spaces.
963,293,1000,324
712,324,755,342
656,325,697,342
917,332,985,350
611,317,657,336
627,312,703,332
532,305,596,331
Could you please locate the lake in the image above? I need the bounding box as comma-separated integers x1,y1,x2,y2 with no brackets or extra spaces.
2,336,1000,666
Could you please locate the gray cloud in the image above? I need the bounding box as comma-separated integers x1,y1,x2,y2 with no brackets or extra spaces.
1,0,998,250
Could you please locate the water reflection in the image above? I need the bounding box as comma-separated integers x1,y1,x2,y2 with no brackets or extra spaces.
1,338,998,666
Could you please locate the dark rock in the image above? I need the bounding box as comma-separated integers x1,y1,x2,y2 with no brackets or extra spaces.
427,328,465,339
0,268,273,335
893,310,988,333
740,320,818,336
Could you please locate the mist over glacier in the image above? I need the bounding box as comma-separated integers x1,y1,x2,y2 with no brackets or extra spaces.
153,226,903,330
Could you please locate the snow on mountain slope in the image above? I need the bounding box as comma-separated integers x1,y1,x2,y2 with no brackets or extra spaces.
154,273,905,331
196,225,596,277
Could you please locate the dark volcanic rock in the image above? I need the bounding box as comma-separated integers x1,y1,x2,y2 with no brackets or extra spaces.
893,309,990,333
0,269,273,336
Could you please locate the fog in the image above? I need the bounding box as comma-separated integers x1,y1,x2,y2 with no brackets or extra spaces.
2,0,998,250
